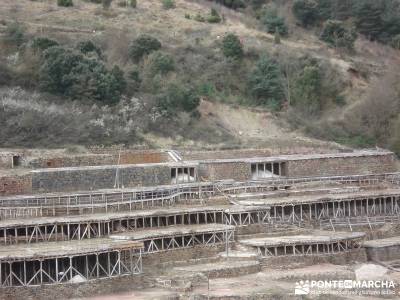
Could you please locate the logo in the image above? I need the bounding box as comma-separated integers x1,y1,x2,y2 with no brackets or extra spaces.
294,278,396,296
295,280,310,295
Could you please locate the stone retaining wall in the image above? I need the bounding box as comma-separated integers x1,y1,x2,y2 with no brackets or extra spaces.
143,245,225,266
202,262,260,279
0,151,396,195
0,156,12,169
198,161,251,181
181,147,344,161
286,153,396,177
261,249,367,269
364,246,400,261
28,151,170,169
31,164,172,193
0,174,32,196
198,152,396,181
0,274,147,300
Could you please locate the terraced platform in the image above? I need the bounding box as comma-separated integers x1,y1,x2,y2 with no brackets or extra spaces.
0,238,143,287
110,224,235,253
364,236,400,261
240,231,365,257
0,148,399,298
0,205,271,245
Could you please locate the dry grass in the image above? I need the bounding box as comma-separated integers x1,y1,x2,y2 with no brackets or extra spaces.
0,87,146,147
0,0,391,92
0,0,398,150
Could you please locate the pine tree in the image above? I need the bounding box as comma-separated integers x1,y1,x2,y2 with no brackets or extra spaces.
292,0,319,27
293,65,322,115
221,33,244,60
262,9,288,36
102,0,112,9
320,20,357,50
248,56,284,108
354,0,384,40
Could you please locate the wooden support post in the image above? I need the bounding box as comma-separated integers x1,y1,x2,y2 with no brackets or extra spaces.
69,257,73,281
55,257,58,283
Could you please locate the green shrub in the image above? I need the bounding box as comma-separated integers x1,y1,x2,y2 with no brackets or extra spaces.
352,0,400,43
320,20,357,50
207,8,222,23
127,68,141,91
76,40,103,58
261,9,288,36
248,56,284,108
353,0,384,41
4,22,26,47
221,33,243,60
390,117,400,155
147,51,175,75
391,34,400,49
334,94,346,106
162,0,175,10
129,34,162,62
316,0,353,21
335,135,376,148
57,0,73,7
292,0,319,27
214,0,245,9
185,13,191,19
102,0,113,9
110,65,127,94
39,46,125,104
198,82,215,97
250,0,266,10
274,30,281,44
0,63,13,86
31,37,59,53
292,65,322,115
157,84,200,114
295,0,400,45
293,0,400,44
129,69,141,82
194,13,205,22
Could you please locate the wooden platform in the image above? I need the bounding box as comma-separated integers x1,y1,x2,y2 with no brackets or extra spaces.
110,224,235,254
240,231,365,248
0,238,143,261
240,231,365,257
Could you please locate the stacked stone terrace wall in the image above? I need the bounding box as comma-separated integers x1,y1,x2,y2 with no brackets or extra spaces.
0,151,396,195
286,153,397,177
181,147,345,160
1,274,146,300
0,155,12,169
28,154,116,169
198,161,251,181
263,250,367,268
28,151,169,169
142,245,225,266
31,164,171,193
0,174,32,196
364,246,400,261
183,149,273,160
0,151,24,169
119,151,169,164
197,152,396,181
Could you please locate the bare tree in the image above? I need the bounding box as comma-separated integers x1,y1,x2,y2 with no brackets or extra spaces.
346,63,400,144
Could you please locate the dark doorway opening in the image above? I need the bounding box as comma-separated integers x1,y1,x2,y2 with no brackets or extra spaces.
12,156,21,168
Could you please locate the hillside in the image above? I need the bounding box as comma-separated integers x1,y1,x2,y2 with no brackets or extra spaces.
0,0,399,152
